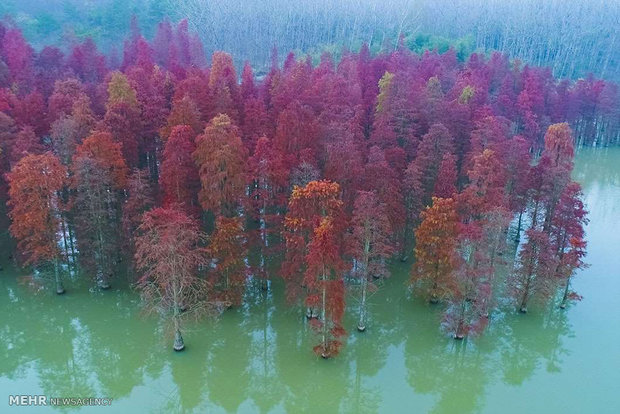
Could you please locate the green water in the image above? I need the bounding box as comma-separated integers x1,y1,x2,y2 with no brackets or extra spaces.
1,147,619,414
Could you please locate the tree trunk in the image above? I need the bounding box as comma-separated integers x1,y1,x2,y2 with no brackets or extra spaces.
520,254,535,313
172,277,185,351
358,239,370,332
429,260,441,304
97,270,111,290
560,276,571,309
519,282,529,312
454,300,466,339
321,270,329,358
173,328,185,351
358,275,367,332
68,222,77,268
96,223,110,289
54,259,65,295
430,278,439,304
515,210,523,242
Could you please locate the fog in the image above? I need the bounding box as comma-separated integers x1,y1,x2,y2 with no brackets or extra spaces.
2,0,619,80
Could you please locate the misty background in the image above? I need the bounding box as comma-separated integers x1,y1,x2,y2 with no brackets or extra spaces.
1,0,618,80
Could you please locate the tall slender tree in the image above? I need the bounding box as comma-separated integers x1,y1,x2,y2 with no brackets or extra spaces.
511,229,557,313
347,191,394,331
7,153,67,294
305,217,347,358
72,132,128,288
550,182,588,308
282,180,344,305
411,197,460,303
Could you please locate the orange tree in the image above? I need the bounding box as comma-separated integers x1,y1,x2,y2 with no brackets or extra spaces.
7,153,67,294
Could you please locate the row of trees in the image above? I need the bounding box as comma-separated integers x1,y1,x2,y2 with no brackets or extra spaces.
1,20,595,356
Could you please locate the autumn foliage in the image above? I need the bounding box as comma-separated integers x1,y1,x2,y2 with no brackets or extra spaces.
193,114,247,217
7,153,66,266
1,19,598,352
411,197,459,303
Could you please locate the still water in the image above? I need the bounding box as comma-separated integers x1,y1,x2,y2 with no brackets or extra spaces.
1,147,619,413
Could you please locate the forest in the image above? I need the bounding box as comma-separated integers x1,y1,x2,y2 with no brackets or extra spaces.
0,16,616,358
1,0,617,81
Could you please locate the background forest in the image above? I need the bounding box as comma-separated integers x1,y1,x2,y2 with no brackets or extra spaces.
1,0,618,81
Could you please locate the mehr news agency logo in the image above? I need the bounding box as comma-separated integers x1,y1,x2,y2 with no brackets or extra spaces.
9,395,112,407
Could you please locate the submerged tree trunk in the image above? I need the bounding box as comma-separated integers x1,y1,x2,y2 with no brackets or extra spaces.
172,279,185,351
358,275,367,332
519,253,536,313
321,268,329,358
560,276,572,309
430,279,439,304
68,222,77,268
454,299,466,339
97,269,111,290
173,328,185,351
54,258,65,295
519,290,529,313
358,240,370,332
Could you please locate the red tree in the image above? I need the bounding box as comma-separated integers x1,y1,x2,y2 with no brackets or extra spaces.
193,114,247,217
1,28,34,89
10,126,45,165
7,153,67,293
104,72,141,167
160,125,200,214
135,207,207,351
304,218,347,358
347,191,394,331
403,124,454,252
370,71,417,152
443,221,492,339
48,79,88,124
161,95,203,140
433,153,458,198
49,97,96,166
458,149,507,221
362,146,405,253
122,168,155,254
282,180,344,305
411,197,460,303
206,216,248,307
511,229,557,313
208,51,240,122
274,101,320,169
498,135,532,239
72,132,128,288
324,135,364,209
245,136,289,283
540,123,575,231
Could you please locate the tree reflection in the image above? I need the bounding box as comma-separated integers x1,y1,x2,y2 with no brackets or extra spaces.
0,244,576,414
498,307,572,385
404,301,573,413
